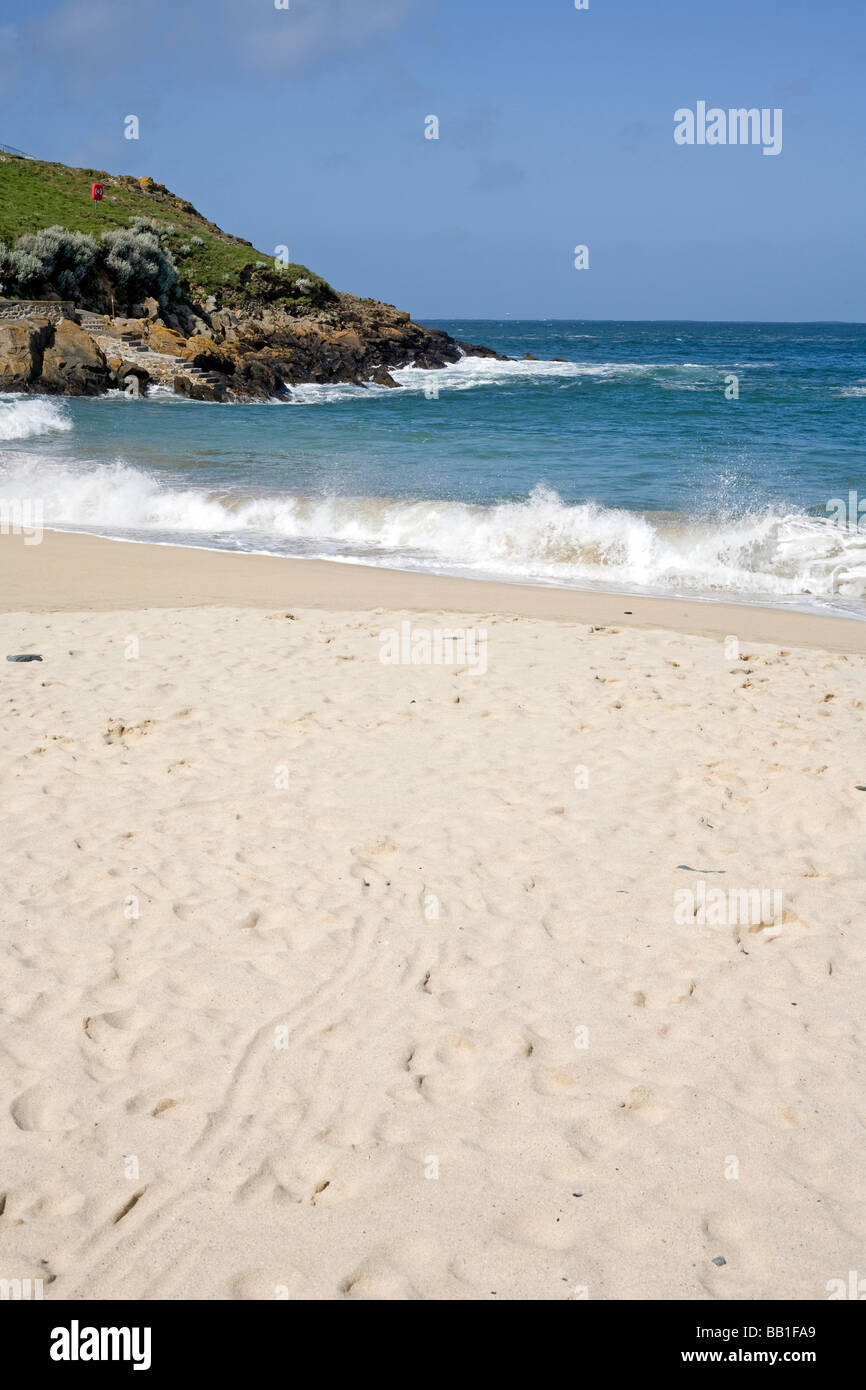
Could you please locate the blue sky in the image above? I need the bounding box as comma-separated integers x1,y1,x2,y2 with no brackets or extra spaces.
2,0,864,320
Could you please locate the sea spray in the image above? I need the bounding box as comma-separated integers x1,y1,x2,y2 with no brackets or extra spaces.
1,455,865,607
0,396,72,441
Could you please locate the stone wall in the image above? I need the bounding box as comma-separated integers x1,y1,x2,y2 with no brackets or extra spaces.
0,299,75,325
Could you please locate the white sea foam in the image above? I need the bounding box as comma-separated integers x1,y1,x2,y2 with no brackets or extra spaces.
284,354,722,402
2,455,864,609
0,395,73,441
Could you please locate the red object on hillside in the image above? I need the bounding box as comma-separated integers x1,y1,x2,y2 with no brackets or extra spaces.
91,182,103,201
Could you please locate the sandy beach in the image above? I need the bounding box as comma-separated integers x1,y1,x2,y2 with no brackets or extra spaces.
1,530,865,1301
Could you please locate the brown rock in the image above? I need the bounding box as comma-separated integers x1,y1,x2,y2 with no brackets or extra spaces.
369,368,400,387
0,320,52,388
40,320,110,396
187,334,233,371
172,375,222,402
231,356,287,399
458,340,510,361
146,323,188,357
207,293,475,390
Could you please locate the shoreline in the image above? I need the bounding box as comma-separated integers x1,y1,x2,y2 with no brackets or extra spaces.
2,528,865,653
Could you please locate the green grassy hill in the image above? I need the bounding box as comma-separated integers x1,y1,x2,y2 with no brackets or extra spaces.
0,153,334,310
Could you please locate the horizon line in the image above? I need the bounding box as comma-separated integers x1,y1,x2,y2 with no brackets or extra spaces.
414,316,866,326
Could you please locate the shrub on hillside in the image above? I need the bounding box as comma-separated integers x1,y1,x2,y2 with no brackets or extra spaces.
0,222,179,310
8,249,43,291
0,240,25,295
101,227,179,307
128,216,175,239
2,225,100,300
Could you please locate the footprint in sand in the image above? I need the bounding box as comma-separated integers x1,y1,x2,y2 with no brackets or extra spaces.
616,1084,670,1126
11,1083,78,1132
340,1257,417,1300
2,1186,83,1219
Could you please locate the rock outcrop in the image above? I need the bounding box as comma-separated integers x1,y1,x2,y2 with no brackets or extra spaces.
39,319,110,395
0,298,507,401
155,292,507,400
0,319,52,389
0,317,111,395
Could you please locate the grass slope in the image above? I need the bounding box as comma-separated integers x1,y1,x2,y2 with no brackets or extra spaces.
0,154,334,310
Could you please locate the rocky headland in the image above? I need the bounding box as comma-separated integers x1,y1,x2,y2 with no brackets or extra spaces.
0,296,504,403
0,154,506,402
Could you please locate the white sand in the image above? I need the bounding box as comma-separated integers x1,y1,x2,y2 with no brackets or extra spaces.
1,535,865,1299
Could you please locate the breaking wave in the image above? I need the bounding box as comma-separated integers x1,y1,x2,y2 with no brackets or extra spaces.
2,454,864,610
285,354,733,402
0,395,73,441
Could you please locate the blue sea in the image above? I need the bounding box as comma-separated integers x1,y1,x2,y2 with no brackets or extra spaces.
2,321,865,615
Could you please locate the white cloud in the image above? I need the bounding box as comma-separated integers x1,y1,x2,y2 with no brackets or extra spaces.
26,0,417,80
226,0,416,72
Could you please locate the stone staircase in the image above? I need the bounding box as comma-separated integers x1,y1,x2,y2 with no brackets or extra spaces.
76,313,226,392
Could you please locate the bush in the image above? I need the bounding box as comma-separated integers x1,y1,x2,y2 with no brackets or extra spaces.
8,249,43,290
128,216,174,240
101,227,179,306
8,225,100,299
0,223,180,311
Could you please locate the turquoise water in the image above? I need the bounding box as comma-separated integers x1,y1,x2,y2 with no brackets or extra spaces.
1,321,865,613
